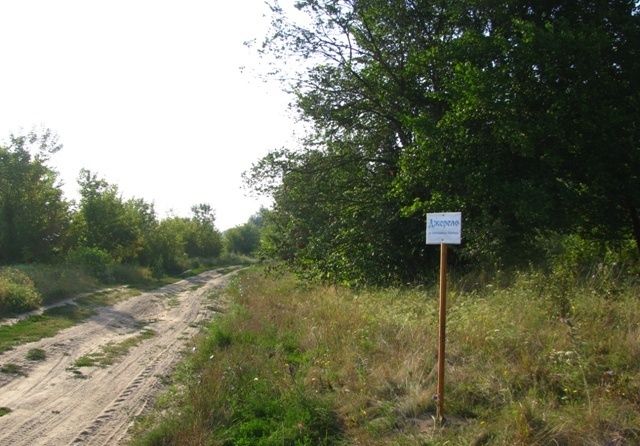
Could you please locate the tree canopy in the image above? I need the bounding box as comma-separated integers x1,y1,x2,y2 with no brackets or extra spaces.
248,0,640,285
0,131,69,263
0,130,224,277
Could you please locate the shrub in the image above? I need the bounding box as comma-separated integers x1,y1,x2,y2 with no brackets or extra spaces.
0,268,42,315
26,348,46,361
66,247,114,281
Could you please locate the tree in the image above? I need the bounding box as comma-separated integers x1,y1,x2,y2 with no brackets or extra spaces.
248,0,640,284
0,130,70,263
224,212,263,256
74,169,155,262
181,204,222,259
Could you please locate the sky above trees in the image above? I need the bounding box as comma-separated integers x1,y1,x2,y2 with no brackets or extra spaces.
0,0,296,230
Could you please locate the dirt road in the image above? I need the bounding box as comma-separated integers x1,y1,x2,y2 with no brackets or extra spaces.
0,268,235,446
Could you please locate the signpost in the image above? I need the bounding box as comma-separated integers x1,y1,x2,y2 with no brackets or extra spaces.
426,212,461,423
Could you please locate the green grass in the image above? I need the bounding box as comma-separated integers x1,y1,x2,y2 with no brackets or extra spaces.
0,407,11,417
74,329,156,368
128,266,640,446
26,348,46,361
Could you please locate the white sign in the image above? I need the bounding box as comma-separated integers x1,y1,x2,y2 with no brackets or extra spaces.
426,212,462,245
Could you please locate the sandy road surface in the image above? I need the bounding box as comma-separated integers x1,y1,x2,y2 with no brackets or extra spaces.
0,268,235,446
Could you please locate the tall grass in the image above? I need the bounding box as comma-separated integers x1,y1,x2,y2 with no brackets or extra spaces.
13,264,99,305
130,265,640,445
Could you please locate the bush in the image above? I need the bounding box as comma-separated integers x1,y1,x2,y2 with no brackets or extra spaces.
26,348,46,361
66,247,114,281
0,268,42,315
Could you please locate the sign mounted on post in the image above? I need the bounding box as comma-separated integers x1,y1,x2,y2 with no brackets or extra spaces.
425,211,462,424
426,212,462,245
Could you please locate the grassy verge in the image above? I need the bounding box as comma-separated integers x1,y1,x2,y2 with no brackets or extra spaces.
129,267,640,445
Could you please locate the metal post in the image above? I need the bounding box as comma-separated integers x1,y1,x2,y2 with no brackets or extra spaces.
436,242,448,423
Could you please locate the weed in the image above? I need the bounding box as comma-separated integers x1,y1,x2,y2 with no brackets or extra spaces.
74,355,97,368
0,407,11,417
26,348,46,361
0,363,24,375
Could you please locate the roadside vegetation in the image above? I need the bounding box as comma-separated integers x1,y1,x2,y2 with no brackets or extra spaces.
131,259,639,445
246,0,639,287
0,130,257,319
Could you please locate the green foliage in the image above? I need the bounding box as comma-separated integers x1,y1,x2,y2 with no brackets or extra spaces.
0,128,226,290
66,246,114,281
0,268,42,315
249,0,640,285
143,206,222,276
224,221,261,256
0,129,70,263
185,204,223,259
73,169,154,263
144,217,190,275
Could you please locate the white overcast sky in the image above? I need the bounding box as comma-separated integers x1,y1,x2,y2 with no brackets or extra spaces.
0,0,298,230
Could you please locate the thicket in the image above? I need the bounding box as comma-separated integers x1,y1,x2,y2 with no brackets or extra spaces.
246,0,640,286
0,130,224,315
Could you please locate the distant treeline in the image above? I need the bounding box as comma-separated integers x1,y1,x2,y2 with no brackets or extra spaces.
247,0,640,286
0,130,225,275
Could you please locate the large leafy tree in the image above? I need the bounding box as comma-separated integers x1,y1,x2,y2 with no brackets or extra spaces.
74,169,155,262
0,130,70,263
185,203,223,258
249,0,640,284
